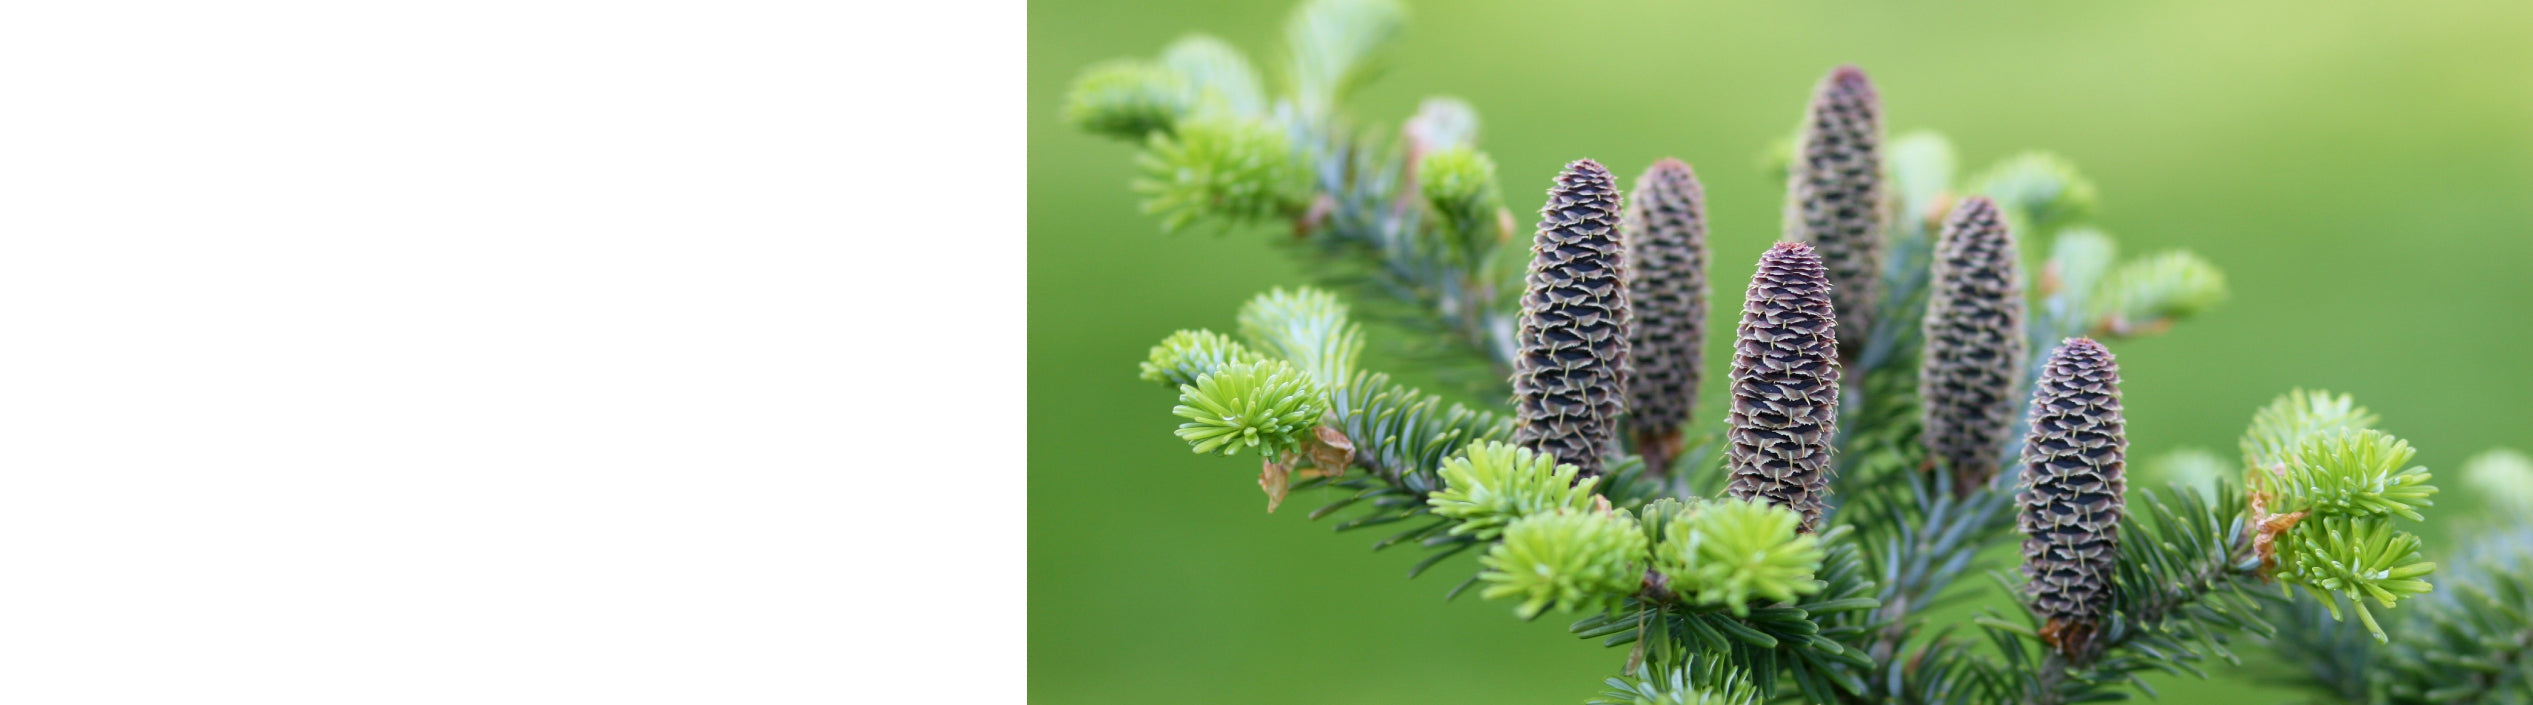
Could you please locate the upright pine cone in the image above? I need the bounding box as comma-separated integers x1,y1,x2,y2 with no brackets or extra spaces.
1919,197,2025,493
1783,65,1887,365
1725,242,1840,531
1512,159,1632,477
2017,337,2127,660
1624,158,1710,474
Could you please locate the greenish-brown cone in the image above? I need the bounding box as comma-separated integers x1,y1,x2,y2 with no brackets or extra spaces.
1920,196,2025,494
1725,242,1840,531
1624,158,1709,475
1512,159,1632,477
2017,337,2127,661
1783,65,1887,366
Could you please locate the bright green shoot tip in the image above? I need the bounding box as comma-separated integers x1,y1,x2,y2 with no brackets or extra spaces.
1478,509,1646,620
2272,429,2437,521
1427,440,1600,541
1170,359,1327,457
2241,389,2379,474
1654,498,1826,615
2275,515,2437,642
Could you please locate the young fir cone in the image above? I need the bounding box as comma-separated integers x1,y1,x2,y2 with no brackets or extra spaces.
1919,197,2025,494
1623,159,1710,475
2017,337,2127,660
1784,65,1887,366
1512,159,1633,477
1724,242,1840,531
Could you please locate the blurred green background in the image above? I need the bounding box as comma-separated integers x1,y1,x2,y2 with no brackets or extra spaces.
1029,0,2533,702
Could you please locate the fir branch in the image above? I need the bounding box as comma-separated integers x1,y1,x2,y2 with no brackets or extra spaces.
2273,515,2436,639
2089,250,2227,338
1291,369,1517,582
1590,657,1764,705
1481,508,1647,620
1835,472,2018,704
2236,389,2440,640
1652,498,1827,615
1083,9,2445,700
1134,116,1313,233
2270,429,2436,522
1964,152,2098,238
1237,287,1367,388
2241,388,2379,475
1282,0,1405,122
1321,370,1512,492
1999,484,2274,705
1064,59,1193,140
2383,522,2533,704
1429,440,1603,541
1140,329,1267,387
2106,486,2269,657
1171,359,1327,457
1071,1,1520,385
1287,110,1520,385
2254,592,2380,705
1574,525,1882,702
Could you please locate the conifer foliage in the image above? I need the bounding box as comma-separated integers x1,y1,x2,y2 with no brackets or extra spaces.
1062,2,2487,702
